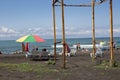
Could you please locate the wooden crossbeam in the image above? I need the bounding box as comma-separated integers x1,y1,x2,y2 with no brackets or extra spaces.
54,0,108,7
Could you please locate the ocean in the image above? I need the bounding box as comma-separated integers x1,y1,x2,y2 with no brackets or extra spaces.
0,37,120,54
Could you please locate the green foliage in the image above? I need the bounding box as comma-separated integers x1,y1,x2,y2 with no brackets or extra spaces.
0,63,34,72
113,61,119,67
47,60,55,65
95,60,120,69
0,62,56,73
101,60,109,66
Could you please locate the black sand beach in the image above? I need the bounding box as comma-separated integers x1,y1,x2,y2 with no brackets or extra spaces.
0,49,120,80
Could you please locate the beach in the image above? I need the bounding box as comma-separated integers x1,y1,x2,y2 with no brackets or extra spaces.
0,0,119,79
0,49,120,80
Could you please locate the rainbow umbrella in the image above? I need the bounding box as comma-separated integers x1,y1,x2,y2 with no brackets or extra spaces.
16,34,45,52
16,34,45,42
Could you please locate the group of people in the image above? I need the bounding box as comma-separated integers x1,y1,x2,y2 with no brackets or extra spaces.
32,46,39,51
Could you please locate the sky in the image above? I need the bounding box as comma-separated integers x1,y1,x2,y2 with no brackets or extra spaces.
0,0,120,40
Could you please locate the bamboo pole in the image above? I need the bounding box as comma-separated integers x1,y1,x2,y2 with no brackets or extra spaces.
92,0,96,62
61,0,66,69
52,0,57,64
109,0,114,67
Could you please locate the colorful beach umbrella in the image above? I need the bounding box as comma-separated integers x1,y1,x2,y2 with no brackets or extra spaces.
16,34,45,52
16,34,45,42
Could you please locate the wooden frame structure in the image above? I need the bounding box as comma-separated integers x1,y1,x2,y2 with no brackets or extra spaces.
52,0,114,68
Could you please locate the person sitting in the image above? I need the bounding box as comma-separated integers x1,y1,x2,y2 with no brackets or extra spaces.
26,52,32,58
95,48,103,58
0,51,2,54
82,48,89,53
90,48,103,58
35,46,38,51
42,48,48,52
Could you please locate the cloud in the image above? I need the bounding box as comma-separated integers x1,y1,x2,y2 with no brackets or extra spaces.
24,27,53,36
0,27,18,34
0,26,19,38
0,25,120,40
113,28,120,32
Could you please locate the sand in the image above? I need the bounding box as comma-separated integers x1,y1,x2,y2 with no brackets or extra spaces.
0,49,120,80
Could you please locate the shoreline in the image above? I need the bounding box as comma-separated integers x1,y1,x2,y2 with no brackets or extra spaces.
0,37,120,54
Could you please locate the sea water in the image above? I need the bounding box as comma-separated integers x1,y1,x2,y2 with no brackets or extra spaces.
0,37,119,54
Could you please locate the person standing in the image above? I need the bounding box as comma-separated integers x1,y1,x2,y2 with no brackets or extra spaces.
65,43,71,56
76,43,81,54
76,43,81,51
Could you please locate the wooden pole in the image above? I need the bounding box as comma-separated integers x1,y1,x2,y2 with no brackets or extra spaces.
92,0,96,62
61,0,66,69
109,0,114,66
52,0,57,64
